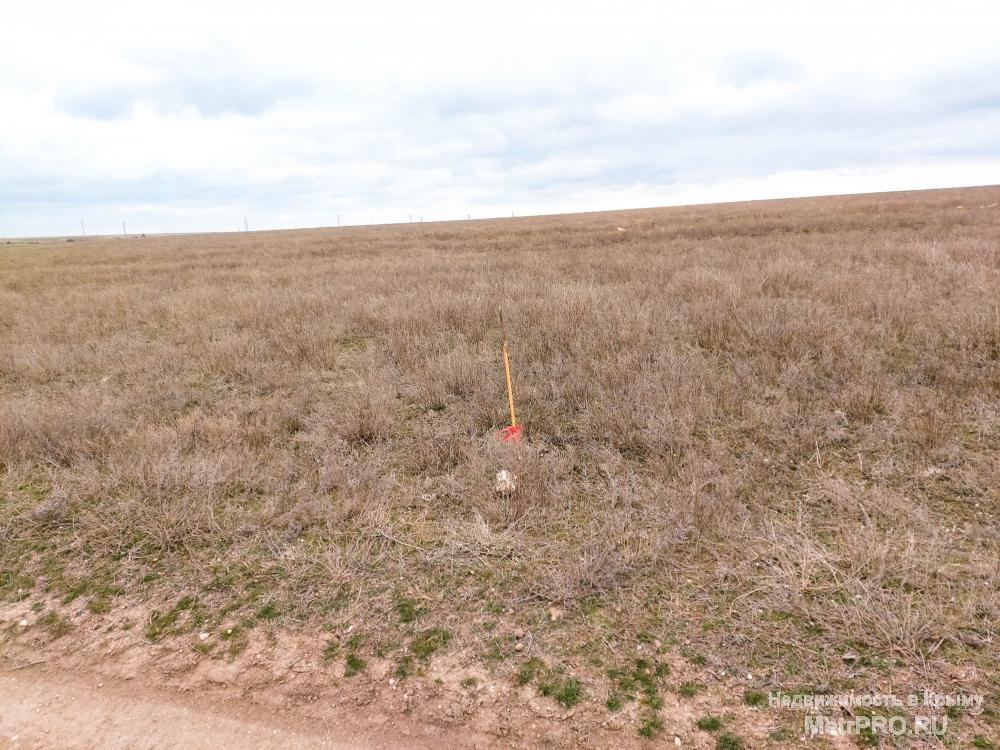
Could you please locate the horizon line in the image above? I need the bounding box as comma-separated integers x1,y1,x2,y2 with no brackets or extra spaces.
4,182,997,242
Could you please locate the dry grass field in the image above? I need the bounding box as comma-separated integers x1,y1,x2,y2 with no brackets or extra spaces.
1,186,998,747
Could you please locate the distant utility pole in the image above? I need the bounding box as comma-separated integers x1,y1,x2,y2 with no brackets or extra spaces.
122,219,127,237
244,217,248,232
409,214,412,223
337,214,340,227
81,219,86,236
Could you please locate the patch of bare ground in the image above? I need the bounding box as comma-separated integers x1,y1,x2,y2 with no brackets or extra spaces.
2,186,998,747
0,594,787,749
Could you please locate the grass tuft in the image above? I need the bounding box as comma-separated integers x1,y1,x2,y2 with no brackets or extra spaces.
394,594,425,623
638,714,664,738
537,674,584,708
678,681,699,698
409,627,451,660
394,656,414,680
344,653,366,677
697,715,723,731
715,732,744,750
516,657,546,686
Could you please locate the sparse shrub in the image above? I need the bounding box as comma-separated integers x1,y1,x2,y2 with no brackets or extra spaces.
342,393,392,446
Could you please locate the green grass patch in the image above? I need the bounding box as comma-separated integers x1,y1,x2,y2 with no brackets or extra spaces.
514,658,584,708
697,715,723,731
606,658,670,734
409,627,451,660
516,657,546,685
678,681,699,698
394,656,414,680
61,580,92,605
638,713,664,738
87,597,111,614
344,653,366,677
394,594,425,624
322,640,341,662
608,658,668,704
716,733,745,750
744,689,766,707
255,601,280,621
537,673,583,708
144,595,197,641
680,647,708,666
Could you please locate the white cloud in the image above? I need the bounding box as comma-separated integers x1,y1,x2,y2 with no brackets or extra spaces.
1,0,999,236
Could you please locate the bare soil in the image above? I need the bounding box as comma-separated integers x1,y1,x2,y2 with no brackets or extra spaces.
1,595,788,750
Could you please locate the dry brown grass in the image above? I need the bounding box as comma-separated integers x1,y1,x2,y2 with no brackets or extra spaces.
1,187,998,715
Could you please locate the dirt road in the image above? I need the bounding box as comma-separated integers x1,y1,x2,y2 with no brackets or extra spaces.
0,663,433,750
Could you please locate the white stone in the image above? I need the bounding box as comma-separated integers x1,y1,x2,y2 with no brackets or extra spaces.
495,469,517,494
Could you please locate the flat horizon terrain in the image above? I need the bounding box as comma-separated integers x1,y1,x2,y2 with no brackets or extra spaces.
1,186,998,748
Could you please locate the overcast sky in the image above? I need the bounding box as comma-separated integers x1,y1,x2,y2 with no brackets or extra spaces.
2,0,999,236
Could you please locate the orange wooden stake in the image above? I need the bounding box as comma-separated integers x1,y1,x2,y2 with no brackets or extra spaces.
497,307,521,442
